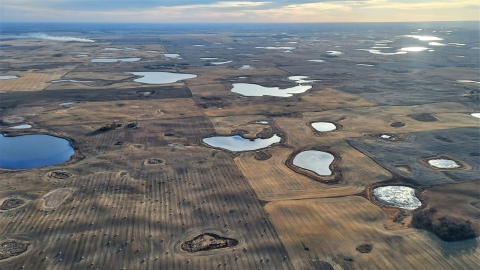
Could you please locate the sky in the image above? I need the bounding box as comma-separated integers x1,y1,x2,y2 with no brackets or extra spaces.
1,0,479,23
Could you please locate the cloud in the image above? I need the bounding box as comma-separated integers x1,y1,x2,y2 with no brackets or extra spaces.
1,0,478,22
363,0,480,10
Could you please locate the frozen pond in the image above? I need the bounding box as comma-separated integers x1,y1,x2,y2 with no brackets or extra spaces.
471,113,480,118
405,35,442,41
428,42,446,46
0,75,18,80
200,58,219,60
202,134,281,152
129,72,197,84
0,134,74,170
10,124,32,129
292,150,334,176
311,122,336,132
373,186,421,210
399,47,429,52
326,51,343,56
92,58,141,63
164,54,180,58
255,46,296,50
59,102,75,107
357,64,374,67
428,159,460,169
256,121,269,124
211,61,232,65
239,65,254,70
232,75,314,97
231,83,311,97
51,80,93,83
357,49,407,55
307,60,325,63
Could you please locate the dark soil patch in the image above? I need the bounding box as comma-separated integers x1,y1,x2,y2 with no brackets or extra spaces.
48,171,73,179
147,158,165,165
412,208,477,241
409,113,438,122
390,122,405,128
231,129,249,136
254,150,272,161
434,135,453,143
356,243,373,253
181,233,238,252
0,240,29,260
0,198,26,210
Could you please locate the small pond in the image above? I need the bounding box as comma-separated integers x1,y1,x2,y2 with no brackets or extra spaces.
311,122,336,132
164,54,180,58
129,72,197,84
10,124,32,129
292,150,334,176
231,83,311,97
428,159,460,169
373,186,421,210
0,75,18,80
92,58,141,63
202,134,281,152
0,134,74,170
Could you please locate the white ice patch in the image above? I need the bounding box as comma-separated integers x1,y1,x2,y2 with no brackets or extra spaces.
428,159,460,169
374,186,421,210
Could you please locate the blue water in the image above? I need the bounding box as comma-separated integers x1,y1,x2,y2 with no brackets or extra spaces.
0,134,74,170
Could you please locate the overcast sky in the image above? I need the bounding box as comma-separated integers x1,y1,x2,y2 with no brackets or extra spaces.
1,0,478,23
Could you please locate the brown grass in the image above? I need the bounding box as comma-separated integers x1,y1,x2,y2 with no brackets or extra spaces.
265,196,480,270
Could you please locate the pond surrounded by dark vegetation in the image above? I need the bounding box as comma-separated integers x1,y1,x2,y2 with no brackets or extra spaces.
0,134,74,170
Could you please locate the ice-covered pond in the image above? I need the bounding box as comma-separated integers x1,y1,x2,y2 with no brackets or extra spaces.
231,75,314,97
92,58,141,63
202,134,281,152
0,75,18,80
311,122,336,132
428,159,460,169
373,186,421,210
292,150,334,176
129,72,197,84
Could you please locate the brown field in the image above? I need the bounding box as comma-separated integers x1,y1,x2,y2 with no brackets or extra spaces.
0,68,71,92
265,197,480,270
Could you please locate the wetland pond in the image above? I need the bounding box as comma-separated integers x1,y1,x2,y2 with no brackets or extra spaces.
428,159,460,169
10,124,32,129
129,72,197,84
311,122,336,132
0,134,74,170
92,58,141,63
293,150,334,176
202,134,281,152
0,75,19,80
373,186,421,210
231,75,314,97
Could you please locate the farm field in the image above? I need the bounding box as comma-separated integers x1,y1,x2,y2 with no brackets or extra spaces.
0,22,479,269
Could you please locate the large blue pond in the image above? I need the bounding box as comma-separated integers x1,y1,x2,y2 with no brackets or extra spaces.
0,134,74,170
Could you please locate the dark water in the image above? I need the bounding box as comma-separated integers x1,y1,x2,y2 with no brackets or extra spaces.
0,134,74,170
